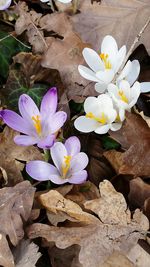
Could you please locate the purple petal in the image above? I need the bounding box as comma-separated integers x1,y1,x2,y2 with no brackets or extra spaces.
37,134,55,149
14,135,38,146
0,110,33,135
50,111,67,133
69,170,88,184
70,152,89,173
65,136,81,156
50,142,67,173
26,161,58,181
19,94,40,121
49,175,68,185
40,87,58,116
0,0,11,10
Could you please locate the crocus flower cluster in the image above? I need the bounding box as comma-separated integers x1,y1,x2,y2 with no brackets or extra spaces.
75,35,150,134
26,136,88,184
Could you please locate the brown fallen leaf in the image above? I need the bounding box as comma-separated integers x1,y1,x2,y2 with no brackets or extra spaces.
13,239,41,267
104,113,150,177
27,180,149,267
0,127,43,186
128,177,150,208
39,189,99,226
127,243,150,267
0,233,14,267
0,181,35,246
100,252,134,267
71,0,150,53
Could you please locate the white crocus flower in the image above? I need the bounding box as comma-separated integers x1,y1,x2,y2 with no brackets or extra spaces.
108,80,141,121
74,94,121,134
78,35,126,93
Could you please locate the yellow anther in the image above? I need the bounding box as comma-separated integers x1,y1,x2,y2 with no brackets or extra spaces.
86,112,107,124
62,155,72,178
100,53,112,69
32,115,42,135
118,90,128,103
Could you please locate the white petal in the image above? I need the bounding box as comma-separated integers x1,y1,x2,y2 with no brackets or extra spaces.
129,81,140,108
101,35,118,64
83,48,104,72
97,94,114,109
95,82,107,93
50,142,67,173
114,45,126,73
74,116,98,133
78,65,100,82
96,69,114,83
110,123,122,131
118,60,132,81
119,109,125,121
107,109,117,123
140,82,150,93
70,152,89,173
84,96,98,114
126,60,140,86
94,124,110,134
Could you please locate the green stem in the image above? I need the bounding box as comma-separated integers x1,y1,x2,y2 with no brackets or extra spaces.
43,149,50,162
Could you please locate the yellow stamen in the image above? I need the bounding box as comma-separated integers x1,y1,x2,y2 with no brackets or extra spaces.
62,155,72,178
100,53,112,69
86,112,107,124
32,115,42,135
115,114,121,122
118,90,128,103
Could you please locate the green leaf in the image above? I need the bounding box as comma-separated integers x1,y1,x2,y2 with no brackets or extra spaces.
101,136,120,150
4,69,48,110
0,31,30,80
69,100,84,113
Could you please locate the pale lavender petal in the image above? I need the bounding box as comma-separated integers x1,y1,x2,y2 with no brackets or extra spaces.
50,111,67,133
65,136,81,156
19,94,40,121
0,110,33,135
70,152,89,173
69,170,88,184
0,0,11,10
37,134,55,149
40,87,58,116
51,142,67,173
26,161,59,181
49,175,68,185
14,135,38,146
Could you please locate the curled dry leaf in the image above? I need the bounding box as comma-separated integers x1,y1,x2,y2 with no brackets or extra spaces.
0,181,35,246
39,189,99,226
0,127,44,186
71,0,150,53
0,233,14,267
27,180,149,267
13,239,41,267
105,113,150,177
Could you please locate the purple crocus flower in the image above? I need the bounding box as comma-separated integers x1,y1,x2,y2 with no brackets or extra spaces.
0,0,11,10
26,136,89,184
0,88,67,148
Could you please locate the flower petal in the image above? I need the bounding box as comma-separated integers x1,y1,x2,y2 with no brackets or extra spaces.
37,134,55,149
50,111,67,133
69,170,88,184
82,48,104,72
26,161,59,181
95,82,107,93
114,45,126,72
14,135,38,146
96,69,114,83
58,0,72,3
70,152,89,173
140,82,150,93
78,65,100,82
84,96,98,114
94,124,110,134
74,116,99,133
117,60,132,81
110,123,122,131
40,87,57,116
126,60,140,86
101,35,118,64
0,110,33,135
49,175,68,185
0,0,11,10
51,142,67,173
19,94,40,121
129,81,140,108
65,136,81,156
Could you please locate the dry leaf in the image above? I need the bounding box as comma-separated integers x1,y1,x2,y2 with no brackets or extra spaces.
39,190,99,226
0,181,35,246
27,180,149,267
127,244,150,267
105,113,150,177
71,0,150,53
0,233,14,267
100,252,134,267
13,239,41,267
0,127,43,185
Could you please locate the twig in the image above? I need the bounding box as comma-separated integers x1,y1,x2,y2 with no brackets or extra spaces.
0,33,31,49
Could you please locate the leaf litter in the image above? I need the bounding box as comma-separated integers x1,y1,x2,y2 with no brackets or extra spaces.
0,0,150,266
